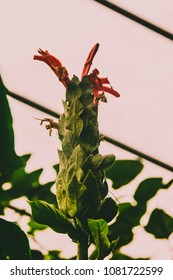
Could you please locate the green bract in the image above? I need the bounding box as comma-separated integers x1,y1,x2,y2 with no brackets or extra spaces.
56,77,115,219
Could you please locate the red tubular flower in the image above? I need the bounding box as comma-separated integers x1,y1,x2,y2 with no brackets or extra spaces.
34,44,120,104
33,49,70,87
81,44,120,105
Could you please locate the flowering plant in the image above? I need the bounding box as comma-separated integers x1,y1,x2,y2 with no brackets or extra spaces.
0,45,172,260
31,44,120,259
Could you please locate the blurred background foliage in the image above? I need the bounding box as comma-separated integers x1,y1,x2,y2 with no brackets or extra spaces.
0,76,173,260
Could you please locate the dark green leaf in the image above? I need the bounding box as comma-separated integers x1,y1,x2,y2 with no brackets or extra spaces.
108,220,133,249
53,164,59,174
29,200,75,234
109,239,119,253
20,154,32,166
0,218,31,260
145,209,173,239
66,175,95,218
31,250,44,260
0,76,22,176
106,160,143,189
134,178,173,203
92,154,115,169
10,168,43,196
66,81,81,103
0,166,56,206
96,197,118,222
111,251,148,260
100,154,116,169
108,202,146,248
83,170,99,198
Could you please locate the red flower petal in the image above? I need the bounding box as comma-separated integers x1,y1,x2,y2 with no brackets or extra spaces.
92,85,120,97
34,49,70,87
81,43,100,78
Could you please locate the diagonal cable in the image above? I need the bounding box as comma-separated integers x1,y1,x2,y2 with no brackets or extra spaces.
7,90,173,172
92,0,173,41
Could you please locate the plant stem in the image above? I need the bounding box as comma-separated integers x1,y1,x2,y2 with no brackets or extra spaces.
77,234,88,260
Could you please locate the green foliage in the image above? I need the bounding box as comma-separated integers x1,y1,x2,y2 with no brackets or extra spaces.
0,161,56,215
88,219,118,259
0,75,172,260
96,197,118,223
29,200,76,235
145,209,173,239
0,76,22,176
0,218,31,260
134,178,173,203
111,251,148,260
106,159,143,188
56,78,116,220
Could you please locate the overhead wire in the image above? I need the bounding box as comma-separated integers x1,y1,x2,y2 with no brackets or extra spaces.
92,0,173,41
7,90,173,172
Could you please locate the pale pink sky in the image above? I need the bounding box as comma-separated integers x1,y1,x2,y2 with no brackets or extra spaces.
0,0,173,259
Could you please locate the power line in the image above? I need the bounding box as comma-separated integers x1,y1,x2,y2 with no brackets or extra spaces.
104,136,173,172
7,91,173,173
93,0,173,41
7,90,60,119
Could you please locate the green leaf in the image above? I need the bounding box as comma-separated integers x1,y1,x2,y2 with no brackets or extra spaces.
145,209,173,239
111,251,148,260
66,81,82,104
0,76,22,176
80,108,99,153
134,178,173,203
109,239,119,253
88,219,111,259
83,170,99,199
108,202,146,248
79,77,94,109
7,168,43,197
67,97,83,117
62,131,78,158
96,197,118,223
20,154,32,166
68,145,86,168
58,114,67,140
92,154,115,169
106,160,143,189
53,163,59,174
66,175,90,218
0,218,31,259
29,200,75,234
66,115,83,137
66,162,84,182
31,250,44,260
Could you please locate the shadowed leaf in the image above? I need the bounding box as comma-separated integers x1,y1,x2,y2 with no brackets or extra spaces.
0,76,22,176
29,200,75,235
106,160,143,189
134,178,173,203
0,218,31,260
145,209,173,239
